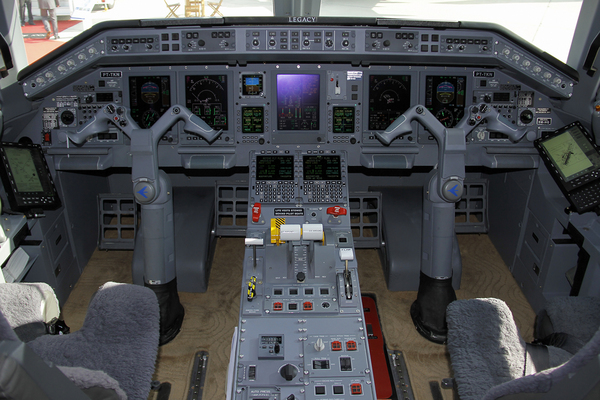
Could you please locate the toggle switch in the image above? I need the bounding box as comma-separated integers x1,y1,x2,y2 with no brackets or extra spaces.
252,202,261,222
327,206,347,216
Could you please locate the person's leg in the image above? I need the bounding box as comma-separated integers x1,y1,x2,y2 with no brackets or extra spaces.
40,8,51,39
26,1,35,24
49,9,59,39
19,1,26,26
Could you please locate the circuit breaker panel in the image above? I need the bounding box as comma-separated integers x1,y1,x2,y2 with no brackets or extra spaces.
230,150,377,400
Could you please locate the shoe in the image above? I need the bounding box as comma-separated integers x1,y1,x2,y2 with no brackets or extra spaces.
21,22,25,27
45,32,51,39
28,21,35,26
52,35,60,40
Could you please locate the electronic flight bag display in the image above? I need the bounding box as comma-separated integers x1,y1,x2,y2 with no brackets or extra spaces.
0,142,61,213
535,121,600,213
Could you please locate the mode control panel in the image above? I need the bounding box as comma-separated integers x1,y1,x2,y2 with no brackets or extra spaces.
182,29,236,52
246,29,356,52
365,30,419,53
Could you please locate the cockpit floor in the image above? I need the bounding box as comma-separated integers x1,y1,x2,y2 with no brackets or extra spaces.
62,234,535,400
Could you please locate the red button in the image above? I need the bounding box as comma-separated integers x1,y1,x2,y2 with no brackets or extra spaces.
252,202,261,222
326,206,347,216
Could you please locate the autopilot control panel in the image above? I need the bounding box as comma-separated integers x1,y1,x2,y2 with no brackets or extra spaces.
231,150,376,399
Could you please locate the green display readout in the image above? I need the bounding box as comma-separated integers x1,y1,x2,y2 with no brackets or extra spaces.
242,106,264,133
332,106,355,133
303,155,341,181
256,156,294,180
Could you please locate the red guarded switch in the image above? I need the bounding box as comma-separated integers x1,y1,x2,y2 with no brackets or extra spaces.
252,202,261,222
327,206,347,216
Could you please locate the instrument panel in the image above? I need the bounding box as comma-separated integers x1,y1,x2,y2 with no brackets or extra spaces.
16,19,577,172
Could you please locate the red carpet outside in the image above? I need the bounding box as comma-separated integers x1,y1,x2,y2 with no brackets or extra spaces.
22,20,82,64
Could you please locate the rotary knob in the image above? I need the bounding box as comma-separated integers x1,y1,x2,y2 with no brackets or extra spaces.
280,364,298,381
519,110,534,125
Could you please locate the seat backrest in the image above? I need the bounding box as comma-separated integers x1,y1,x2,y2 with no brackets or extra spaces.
485,326,600,400
0,310,94,400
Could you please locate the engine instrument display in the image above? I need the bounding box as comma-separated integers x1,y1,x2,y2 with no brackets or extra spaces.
185,75,229,130
368,75,411,131
332,107,355,133
303,155,341,181
256,155,295,180
129,76,171,129
276,74,320,131
242,106,264,133
425,76,466,128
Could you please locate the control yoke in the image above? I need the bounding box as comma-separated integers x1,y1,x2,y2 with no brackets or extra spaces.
376,103,526,146
375,104,527,343
63,106,221,343
65,103,222,146
64,104,222,202
375,103,527,203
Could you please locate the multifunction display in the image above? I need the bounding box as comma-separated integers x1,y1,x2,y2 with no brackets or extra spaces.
185,75,228,130
332,107,355,133
277,74,320,131
242,107,264,133
425,75,466,127
256,155,295,180
129,76,171,128
303,155,341,180
368,75,411,131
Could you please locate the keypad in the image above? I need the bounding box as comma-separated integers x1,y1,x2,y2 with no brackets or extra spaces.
569,180,600,211
255,181,295,203
303,181,344,203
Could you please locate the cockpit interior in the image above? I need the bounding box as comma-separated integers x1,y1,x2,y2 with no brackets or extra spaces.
0,1,599,399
